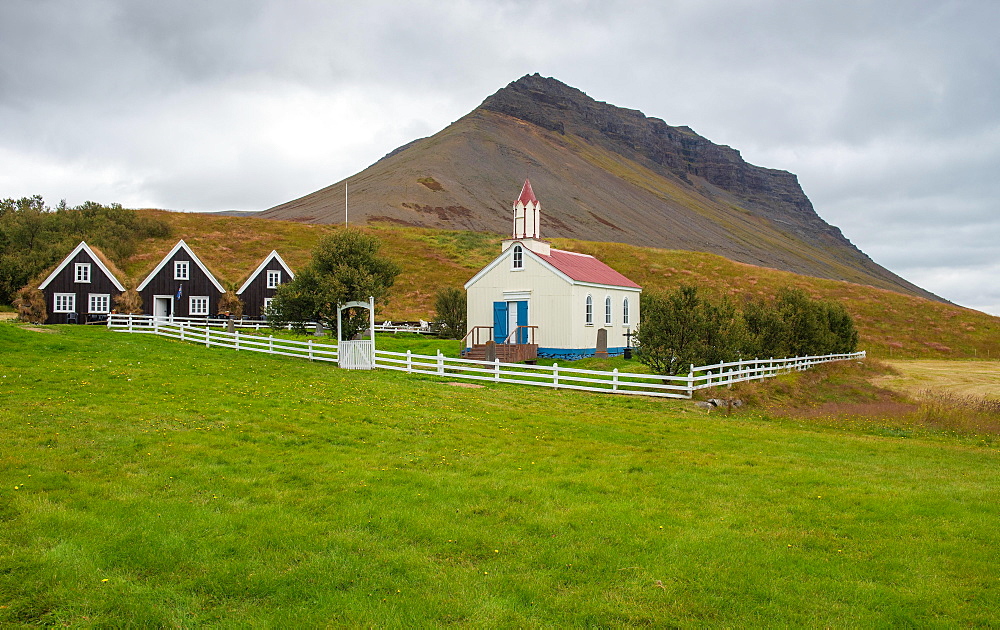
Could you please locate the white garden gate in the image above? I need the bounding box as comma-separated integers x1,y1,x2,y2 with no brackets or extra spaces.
337,296,375,370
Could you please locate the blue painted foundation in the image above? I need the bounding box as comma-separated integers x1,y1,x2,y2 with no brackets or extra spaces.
537,346,629,361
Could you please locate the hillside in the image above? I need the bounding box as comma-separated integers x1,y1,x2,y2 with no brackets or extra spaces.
261,74,934,301
130,210,999,360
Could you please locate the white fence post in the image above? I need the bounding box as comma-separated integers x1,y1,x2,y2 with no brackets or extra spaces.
308,338,314,361
205,327,210,348
688,367,695,398
612,368,619,391
437,350,444,376
235,330,240,351
406,350,412,373
494,357,500,382
553,363,559,389
269,335,273,354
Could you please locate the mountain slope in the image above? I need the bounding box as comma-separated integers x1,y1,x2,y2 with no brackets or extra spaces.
261,74,934,300
134,211,998,360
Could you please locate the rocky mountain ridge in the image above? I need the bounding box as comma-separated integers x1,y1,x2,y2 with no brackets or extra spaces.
261,74,936,301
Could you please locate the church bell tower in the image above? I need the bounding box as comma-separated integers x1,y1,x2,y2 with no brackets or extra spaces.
503,179,550,255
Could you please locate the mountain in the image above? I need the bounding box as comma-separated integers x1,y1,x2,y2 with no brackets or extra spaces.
261,74,935,300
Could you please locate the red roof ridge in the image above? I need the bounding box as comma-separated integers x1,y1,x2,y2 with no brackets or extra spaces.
516,179,537,205
547,248,591,258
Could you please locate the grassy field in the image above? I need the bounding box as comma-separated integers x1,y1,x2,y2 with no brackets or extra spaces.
879,360,1000,400
3,323,999,626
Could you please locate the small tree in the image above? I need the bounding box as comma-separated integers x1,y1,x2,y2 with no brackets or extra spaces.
13,286,46,324
434,287,467,339
635,286,709,375
268,229,400,337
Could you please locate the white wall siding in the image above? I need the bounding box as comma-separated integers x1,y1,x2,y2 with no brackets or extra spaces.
466,246,641,355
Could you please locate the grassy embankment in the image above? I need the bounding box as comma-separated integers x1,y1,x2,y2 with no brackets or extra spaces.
2,323,998,625
128,210,1000,360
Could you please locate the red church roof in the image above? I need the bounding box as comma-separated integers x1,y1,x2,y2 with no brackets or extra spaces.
516,179,537,205
540,248,641,288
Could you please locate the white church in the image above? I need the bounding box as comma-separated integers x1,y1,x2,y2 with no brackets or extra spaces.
464,180,641,361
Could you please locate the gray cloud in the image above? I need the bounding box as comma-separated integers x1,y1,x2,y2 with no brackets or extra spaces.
1,0,998,314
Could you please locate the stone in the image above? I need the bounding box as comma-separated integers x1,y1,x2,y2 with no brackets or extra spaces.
595,328,609,358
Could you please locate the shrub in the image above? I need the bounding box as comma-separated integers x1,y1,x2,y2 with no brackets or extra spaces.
13,287,46,323
636,284,860,374
218,291,244,318
434,287,467,339
268,230,400,338
114,280,143,314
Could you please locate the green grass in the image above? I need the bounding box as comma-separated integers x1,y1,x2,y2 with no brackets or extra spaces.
2,323,999,626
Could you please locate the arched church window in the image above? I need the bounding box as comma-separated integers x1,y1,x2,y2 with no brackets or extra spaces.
512,244,523,269
585,294,593,325
623,297,630,325
605,296,613,325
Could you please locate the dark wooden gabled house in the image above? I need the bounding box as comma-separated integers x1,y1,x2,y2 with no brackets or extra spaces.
235,250,294,318
137,240,225,318
37,241,126,324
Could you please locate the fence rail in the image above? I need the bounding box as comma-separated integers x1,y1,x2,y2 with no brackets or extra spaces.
107,315,864,399
107,314,432,335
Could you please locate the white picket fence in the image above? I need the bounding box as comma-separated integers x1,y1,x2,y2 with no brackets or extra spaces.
108,316,338,362
107,314,429,335
107,314,316,332
107,315,864,399
375,349,865,398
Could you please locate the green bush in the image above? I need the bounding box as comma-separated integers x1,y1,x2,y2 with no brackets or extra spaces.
433,287,467,339
268,229,400,337
636,285,859,373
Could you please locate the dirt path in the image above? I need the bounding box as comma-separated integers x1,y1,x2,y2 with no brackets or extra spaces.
878,360,1000,399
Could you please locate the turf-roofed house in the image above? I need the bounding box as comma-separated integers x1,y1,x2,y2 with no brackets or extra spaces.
137,240,226,319
235,250,295,319
464,180,641,361
37,241,126,324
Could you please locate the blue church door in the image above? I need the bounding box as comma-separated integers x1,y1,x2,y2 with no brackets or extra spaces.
493,301,528,343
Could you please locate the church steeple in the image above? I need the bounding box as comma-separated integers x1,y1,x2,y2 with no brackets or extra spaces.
503,179,550,256
513,179,541,240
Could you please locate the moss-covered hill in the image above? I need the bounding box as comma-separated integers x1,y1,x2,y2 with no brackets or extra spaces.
128,209,999,360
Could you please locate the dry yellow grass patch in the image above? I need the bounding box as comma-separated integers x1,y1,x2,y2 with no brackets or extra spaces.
878,360,1000,400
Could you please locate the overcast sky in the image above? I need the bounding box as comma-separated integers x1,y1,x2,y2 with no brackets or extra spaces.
2,0,998,315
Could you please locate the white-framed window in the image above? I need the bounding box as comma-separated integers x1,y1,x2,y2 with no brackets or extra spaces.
623,297,630,326
605,295,613,326
88,294,110,314
512,244,524,270
75,263,91,283
54,293,76,313
267,270,282,289
189,296,209,316
174,260,190,280
585,294,593,325
263,297,274,313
